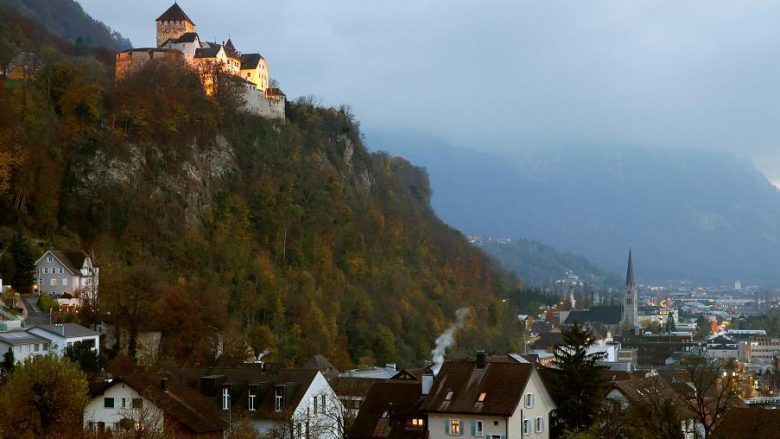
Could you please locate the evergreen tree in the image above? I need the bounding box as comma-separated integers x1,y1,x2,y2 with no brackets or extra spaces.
551,323,609,435
665,314,677,333
8,231,35,293
64,340,101,372
2,347,14,372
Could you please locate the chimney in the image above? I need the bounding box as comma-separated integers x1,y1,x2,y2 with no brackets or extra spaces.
160,378,168,391
476,351,487,369
421,366,434,396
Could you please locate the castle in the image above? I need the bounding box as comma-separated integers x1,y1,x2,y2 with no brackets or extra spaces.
115,3,285,119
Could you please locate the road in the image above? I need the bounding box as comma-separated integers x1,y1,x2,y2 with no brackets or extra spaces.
22,295,50,326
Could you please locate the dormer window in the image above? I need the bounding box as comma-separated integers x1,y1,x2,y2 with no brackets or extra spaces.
274,388,284,412
222,387,230,410
477,392,487,402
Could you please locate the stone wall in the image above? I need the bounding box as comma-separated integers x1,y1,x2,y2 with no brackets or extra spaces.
156,20,195,47
115,49,184,81
241,84,286,120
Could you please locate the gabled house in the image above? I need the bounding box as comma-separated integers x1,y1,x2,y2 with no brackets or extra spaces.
350,370,427,439
0,330,50,363
174,366,344,438
85,372,227,438
27,323,100,356
35,250,98,299
421,352,556,439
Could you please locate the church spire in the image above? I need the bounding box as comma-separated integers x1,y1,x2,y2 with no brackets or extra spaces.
626,246,635,288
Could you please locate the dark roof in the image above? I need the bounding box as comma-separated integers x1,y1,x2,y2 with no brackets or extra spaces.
42,250,90,274
240,53,265,70
156,3,195,25
95,372,227,433
224,39,239,57
565,306,623,326
0,331,48,346
194,47,221,59
712,408,780,439
626,247,635,287
303,354,339,377
611,375,696,419
173,32,199,43
31,323,99,338
351,380,426,439
420,355,534,417
266,87,286,98
530,330,564,350
173,367,319,420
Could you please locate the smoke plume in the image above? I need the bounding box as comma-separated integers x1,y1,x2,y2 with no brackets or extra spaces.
431,307,471,374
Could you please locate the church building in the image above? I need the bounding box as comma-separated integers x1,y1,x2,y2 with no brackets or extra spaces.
622,247,638,329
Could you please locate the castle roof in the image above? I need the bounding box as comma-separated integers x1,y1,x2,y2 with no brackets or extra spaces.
240,53,265,69
194,46,222,59
156,3,195,25
173,32,199,43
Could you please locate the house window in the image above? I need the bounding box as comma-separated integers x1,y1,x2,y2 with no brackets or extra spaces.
535,416,544,433
33,344,39,352
449,419,461,435
43,268,48,274
474,420,484,436
222,388,230,410
62,278,67,286
104,397,114,408
522,419,531,435
313,396,318,413
47,256,53,262
59,268,64,274
274,388,284,412
321,395,326,414
478,392,487,402
121,398,126,408
524,393,535,408
248,392,256,411
411,418,424,427
132,398,142,409
50,278,57,286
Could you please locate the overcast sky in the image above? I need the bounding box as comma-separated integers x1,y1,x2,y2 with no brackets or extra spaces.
78,0,780,182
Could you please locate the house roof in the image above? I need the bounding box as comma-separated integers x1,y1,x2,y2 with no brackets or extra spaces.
173,367,320,420
712,408,780,439
420,355,534,417
611,374,696,418
0,330,48,346
351,380,426,439
31,323,99,338
173,32,199,43
530,330,564,350
36,250,91,274
194,47,221,59
240,53,265,70
303,354,339,377
95,372,226,433
156,3,195,25
564,306,623,326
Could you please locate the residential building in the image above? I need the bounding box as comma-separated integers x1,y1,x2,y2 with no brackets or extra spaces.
85,372,227,438
0,330,50,363
35,250,99,298
350,370,426,439
746,337,780,366
174,366,344,438
27,323,100,356
421,352,556,439
619,333,695,366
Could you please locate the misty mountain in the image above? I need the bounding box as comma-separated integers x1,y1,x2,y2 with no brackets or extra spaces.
470,236,622,289
367,128,780,285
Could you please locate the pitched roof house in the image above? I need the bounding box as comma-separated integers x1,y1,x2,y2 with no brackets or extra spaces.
27,323,100,355
350,371,427,439
85,372,227,438
35,250,98,299
421,353,556,439
174,366,344,438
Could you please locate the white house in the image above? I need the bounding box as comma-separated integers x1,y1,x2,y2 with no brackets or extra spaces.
175,367,345,438
84,372,226,437
27,323,100,356
34,250,98,299
0,330,51,363
421,352,557,439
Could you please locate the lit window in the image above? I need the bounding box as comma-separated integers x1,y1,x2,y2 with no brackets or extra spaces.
222,388,230,410
445,391,454,400
411,418,424,427
475,420,484,435
449,419,461,435
535,417,544,433
523,419,531,435
524,393,534,408
50,278,57,286
478,392,487,402
274,388,284,412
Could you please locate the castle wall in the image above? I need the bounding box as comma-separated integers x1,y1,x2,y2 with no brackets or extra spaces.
156,20,195,47
115,49,184,81
241,84,285,120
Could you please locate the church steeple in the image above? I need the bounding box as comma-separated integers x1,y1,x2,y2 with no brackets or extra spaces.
626,246,635,288
622,245,638,330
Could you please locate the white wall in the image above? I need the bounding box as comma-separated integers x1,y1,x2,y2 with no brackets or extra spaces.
241,85,285,120
0,340,49,363
83,382,163,432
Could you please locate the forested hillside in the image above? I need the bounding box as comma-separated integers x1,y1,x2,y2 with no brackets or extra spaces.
1,0,131,51
0,11,522,370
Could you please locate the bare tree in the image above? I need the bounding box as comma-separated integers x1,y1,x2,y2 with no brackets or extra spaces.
679,357,741,439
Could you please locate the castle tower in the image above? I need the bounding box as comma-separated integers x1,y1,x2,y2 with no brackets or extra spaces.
156,3,196,47
622,246,638,330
